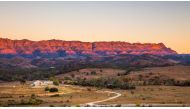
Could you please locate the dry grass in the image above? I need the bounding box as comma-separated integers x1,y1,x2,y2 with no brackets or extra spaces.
99,86,190,105
0,82,190,106
56,68,125,80
56,65,190,82
128,65,190,81
0,82,110,106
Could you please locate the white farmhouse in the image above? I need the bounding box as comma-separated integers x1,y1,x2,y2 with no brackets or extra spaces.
31,80,53,87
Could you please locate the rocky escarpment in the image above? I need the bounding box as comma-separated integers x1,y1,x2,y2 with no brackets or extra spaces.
0,38,177,56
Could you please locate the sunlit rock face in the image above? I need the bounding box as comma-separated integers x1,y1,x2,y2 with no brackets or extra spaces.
0,38,177,56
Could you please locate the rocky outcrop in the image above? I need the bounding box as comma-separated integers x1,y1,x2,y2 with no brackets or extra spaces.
0,38,177,56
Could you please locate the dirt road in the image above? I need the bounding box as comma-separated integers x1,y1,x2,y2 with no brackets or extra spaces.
83,90,121,106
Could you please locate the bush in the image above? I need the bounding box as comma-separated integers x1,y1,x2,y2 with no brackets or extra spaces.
174,80,190,86
75,104,80,107
136,103,140,107
19,95,43,105
71,74,75,78
19,79,26,85
87,88,92,91
28,98,43,105
66,100,70,103
124,69,132,75
31,94,36,99
91,71,97,75
49,88,58,92
131,91,134,95
117,73,121,76
49,105,55,107
50,94,60,97
45,87,49,91
7,100,16,105
53,79,59,86
115,104,121,107
64,76,72,80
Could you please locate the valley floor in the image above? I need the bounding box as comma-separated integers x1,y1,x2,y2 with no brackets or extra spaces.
0,82,190,107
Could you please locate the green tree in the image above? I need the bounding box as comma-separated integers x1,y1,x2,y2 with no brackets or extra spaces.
49,88,58,92
49,76,59,86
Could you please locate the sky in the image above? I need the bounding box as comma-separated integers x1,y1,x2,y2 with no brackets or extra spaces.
0,1,190,53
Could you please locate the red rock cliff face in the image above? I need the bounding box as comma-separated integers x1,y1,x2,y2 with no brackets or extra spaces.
0,38,177,55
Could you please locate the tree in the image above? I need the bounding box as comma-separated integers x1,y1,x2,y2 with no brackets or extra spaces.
49,76,59,86
64,76,72,80
91,71,97,75
71,74,75,78
138,74,143,81
31,94,36,99
49,88,58,92
53,79,59,86
124,69,132,75
19,79,26,85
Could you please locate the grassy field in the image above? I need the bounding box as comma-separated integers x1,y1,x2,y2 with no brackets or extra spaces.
0,65,190,107
127,65,190,81
99,86,190,105
0,82,111,107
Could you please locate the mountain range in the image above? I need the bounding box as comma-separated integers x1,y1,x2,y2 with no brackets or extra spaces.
0,38,190,81
0,38,177,57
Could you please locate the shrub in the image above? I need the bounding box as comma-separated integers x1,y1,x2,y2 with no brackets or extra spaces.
45,87,49,91
19,95,43,105
115,104,121,107
174,80,190,86
136,103,140,107
28,98,43,105
64,76,72,80
85,72,89,76
31,94,36,99
66,100,70,103
49,88,58,92
75,104,80,107
138,74,143,81
131,91,134,95
53,79,59,86
70,74,75,78
7,100,16,105
91,71,97,75
87,88,92,91
117,73,121,76
50,94,60,97
49,105,54,107
124,69,132,75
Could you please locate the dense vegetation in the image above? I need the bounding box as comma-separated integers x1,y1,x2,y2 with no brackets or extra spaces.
49,88,59,92
67,77,136,90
